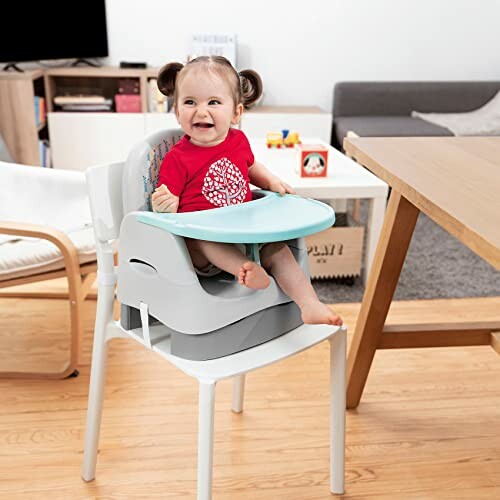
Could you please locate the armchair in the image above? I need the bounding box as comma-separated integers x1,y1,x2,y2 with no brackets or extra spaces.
0,161,99,378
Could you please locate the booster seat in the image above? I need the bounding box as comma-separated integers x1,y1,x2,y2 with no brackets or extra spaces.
117,128,335,360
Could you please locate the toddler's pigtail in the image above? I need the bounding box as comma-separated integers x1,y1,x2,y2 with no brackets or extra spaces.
157,62,184,97
239,69,263,109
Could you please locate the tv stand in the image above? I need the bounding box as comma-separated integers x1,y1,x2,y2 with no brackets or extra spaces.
71,58,101,68
2,63,24,72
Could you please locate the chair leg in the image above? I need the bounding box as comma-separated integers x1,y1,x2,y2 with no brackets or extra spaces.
231,374,246,413
81,283,114,482
329,329,346,495
198,379,216,500
0,272,85,380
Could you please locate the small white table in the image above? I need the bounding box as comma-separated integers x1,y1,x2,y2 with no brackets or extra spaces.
250,138,389,282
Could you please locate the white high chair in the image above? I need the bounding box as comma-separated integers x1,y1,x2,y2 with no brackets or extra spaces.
82,129,346,498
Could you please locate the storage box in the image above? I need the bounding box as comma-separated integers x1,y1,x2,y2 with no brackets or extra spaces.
297,143,329,177
118,78,140,94
115,94,141,113
305,226,365,279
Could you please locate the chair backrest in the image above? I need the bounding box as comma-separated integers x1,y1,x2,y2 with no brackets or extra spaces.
0,160,91,244
122,128,184,215
86,161,126,243
86,128,184,243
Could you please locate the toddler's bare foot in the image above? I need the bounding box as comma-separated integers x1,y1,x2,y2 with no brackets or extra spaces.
301,300,343,326
238,261,270,289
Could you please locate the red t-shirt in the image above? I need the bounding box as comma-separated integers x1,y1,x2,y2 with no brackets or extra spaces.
157,128,255,213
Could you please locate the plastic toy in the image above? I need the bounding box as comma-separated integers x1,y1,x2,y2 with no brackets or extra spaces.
284,131,301,147
266,129,301,148
266,131,283,148
297,143,329,177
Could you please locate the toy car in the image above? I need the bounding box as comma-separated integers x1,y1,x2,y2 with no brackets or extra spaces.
266,130,301,148
266,132,284,148
284,131,301,147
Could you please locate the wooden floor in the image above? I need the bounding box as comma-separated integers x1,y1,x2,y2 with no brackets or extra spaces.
1,293,500,499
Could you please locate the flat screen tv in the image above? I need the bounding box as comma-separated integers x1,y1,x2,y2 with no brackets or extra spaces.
0,1,108,67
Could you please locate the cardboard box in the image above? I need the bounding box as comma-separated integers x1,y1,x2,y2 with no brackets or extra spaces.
297,143,329,177
305,226,365,279
115,94,141,113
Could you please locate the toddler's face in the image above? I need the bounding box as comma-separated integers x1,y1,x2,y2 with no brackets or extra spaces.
175,70,243,147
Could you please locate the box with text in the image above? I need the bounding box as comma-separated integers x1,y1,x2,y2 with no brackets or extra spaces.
305,226,365,279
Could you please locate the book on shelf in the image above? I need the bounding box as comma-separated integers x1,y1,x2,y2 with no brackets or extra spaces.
58,99,113,111
147,78,171,113
34,96,46,127
53,95,108,105
38,139,51,168
148,78,158,112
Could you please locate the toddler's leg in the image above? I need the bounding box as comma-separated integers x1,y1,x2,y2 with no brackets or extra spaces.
260,243,343,326
185,239,270,289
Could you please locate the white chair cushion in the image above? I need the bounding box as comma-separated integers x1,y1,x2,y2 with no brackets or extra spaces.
0,227,96,281
0,161,92,245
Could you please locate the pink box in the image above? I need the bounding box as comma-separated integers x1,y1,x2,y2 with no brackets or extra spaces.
115,94,141,113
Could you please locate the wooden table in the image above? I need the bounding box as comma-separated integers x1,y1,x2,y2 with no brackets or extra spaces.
343,137,500,409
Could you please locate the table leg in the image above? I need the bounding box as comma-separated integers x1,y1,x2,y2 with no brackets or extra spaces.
364,194,387,283
346,191,419,409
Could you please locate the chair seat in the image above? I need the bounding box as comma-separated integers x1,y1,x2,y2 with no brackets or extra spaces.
114,320,343,380
0,227,97,281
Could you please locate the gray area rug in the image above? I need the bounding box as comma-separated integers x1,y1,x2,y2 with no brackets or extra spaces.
312,200,500,304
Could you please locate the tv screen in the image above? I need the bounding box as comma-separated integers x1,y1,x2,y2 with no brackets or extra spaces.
0,1,108,64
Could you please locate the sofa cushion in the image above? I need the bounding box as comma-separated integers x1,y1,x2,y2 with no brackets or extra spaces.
412,90,500,136
333,116,452,150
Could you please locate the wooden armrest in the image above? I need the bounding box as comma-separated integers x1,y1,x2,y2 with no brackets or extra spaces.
0,221,81,277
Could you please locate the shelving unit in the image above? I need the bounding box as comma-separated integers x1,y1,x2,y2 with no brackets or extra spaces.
0,66,164,166
0,69,46,166
0,66,332,169
44,66,161,113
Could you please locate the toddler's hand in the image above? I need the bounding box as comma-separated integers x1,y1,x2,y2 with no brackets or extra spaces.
269,177,295,196
151,184,180,213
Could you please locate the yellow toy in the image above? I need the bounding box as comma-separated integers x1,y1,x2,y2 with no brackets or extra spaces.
284,131,301,147
266,130,301,148
266,132,284,148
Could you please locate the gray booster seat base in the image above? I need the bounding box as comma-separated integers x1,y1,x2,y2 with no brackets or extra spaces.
121,301,302,361
117,129,335,362
117,214,311,361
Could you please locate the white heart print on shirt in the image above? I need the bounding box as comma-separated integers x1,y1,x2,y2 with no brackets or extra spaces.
202,157,248,207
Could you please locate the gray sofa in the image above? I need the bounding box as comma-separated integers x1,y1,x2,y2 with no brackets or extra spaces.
331,81,500,150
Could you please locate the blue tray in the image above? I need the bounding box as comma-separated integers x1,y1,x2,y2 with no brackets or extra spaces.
137,190,335,243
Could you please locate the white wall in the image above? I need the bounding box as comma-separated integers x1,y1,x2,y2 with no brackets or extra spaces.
105,0,500,111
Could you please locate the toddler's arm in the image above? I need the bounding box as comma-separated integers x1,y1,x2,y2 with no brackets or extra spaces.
249,161,295,196
151,184,180,213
